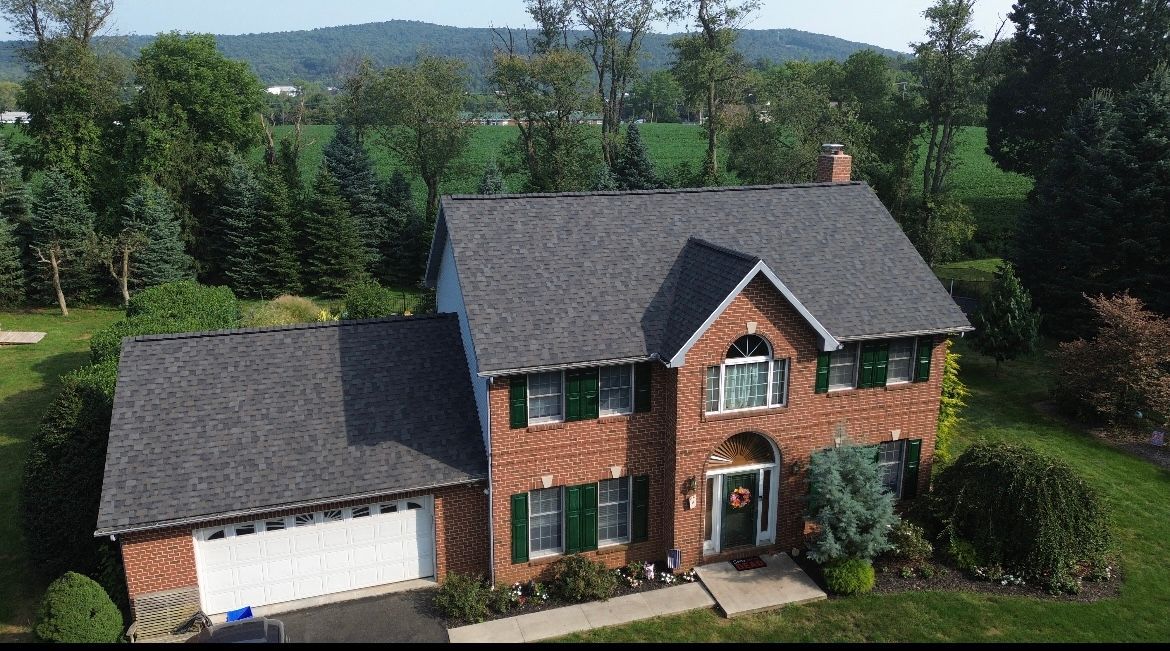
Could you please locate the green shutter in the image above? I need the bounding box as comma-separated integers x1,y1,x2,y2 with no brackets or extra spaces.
902,439,922,499
581,483,598,551
874,342,889,386
509,376,528,429
565,370,582,422
634,363,652,413
510,493,528,563
859,343,877,388
582,370,599,420
631,475,649,542
565,485,582,553
815,351,831,393
914,336,934,382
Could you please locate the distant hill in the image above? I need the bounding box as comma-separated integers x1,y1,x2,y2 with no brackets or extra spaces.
0,19,906,88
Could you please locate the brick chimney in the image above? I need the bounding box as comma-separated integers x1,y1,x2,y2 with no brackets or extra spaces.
815,143,851,183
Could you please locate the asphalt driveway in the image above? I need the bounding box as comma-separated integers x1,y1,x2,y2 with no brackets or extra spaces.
278,587,448,643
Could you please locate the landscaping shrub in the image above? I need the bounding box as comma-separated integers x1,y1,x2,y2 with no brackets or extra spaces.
805,443,899,564
887,521,933,564
551,554,617,602
343,281,400,319
929,441,1112,591
34,571,124,643
21,361,118,580
433,572,491,624
488,583,514,614
242,295,325,327
125,280,240,329
822,558,876,596
935,346,969,463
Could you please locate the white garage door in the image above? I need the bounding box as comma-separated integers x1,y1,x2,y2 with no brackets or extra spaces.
193,497,434,615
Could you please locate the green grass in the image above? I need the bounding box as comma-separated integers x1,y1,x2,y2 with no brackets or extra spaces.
934,257,1003,282
562,340,1170,642
0,307,123,638
916,127,1034,258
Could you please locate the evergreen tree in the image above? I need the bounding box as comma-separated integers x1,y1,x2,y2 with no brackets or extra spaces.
27,170,94,316
252,165,301,297
323,123,383,270
301,168,367,296
120,182,194,290
212,158,261,291
477,160,505,195
591,165,617,191
1015,93,1125,339
0,214,22,306
972,262,1041,372
805,442,898,564
222,163,299,298
612,124,662,190
377,170,416,285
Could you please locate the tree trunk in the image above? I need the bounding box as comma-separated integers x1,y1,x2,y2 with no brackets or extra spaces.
922,119,940,203
425,176,440,223
120,247,131,308
49,250,68,317
704,79,718,184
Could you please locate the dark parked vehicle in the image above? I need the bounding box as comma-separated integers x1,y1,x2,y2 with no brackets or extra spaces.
185,618,288,643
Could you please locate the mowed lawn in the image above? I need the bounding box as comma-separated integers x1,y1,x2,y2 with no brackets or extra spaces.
562,340,1170,642
0,308,122,637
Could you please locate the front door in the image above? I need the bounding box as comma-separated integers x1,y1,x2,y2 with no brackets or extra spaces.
720,472,758,549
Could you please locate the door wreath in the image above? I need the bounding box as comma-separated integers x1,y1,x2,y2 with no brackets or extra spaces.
729,486,751,509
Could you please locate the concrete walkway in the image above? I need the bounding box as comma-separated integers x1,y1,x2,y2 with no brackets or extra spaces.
447,582,715,643
695,553,826,618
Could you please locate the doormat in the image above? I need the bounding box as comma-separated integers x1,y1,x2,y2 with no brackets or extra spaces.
730,556,766,571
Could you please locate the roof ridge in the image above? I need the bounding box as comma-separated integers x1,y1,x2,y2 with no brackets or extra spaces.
685,236,761,263
443,181,864,202
127,312,455,344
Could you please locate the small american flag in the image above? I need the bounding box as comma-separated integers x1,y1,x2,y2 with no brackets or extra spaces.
667,548,682,570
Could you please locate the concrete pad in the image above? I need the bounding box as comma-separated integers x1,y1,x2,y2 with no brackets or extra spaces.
579,593,651,628
448,617,524,644
644,582,717,617
695,553,826,618
514,605,590,641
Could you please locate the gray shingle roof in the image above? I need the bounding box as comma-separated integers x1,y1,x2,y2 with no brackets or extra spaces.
660,238,761,362
432,182,972,375
96,314,487,535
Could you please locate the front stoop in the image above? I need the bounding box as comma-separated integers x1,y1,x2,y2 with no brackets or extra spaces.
694,552,827,618
447,582,716,643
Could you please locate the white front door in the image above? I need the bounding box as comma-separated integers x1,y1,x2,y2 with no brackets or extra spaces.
703,464,778,556
193,497,434,615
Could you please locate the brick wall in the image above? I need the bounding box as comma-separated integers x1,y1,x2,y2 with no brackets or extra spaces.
815,152,853,183
488,275,947,581
119,482,488,605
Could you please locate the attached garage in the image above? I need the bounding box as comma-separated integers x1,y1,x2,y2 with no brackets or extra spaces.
194,498,435,615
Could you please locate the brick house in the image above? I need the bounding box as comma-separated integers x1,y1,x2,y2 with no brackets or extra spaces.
96,145,971,628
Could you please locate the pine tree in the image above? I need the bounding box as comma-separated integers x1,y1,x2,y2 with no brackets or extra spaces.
591,165,617,191
251,165,301,297
612,124,662,190
0,215,23,306
323,123,383,270
377,170,416,285
805,442,898,564
121,182,194,290
301,168,368,296
216,160,263,295
477,160,505,195
972,261,1041,372
27,170,94,316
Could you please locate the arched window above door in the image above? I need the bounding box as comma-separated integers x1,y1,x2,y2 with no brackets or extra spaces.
706,335,790,413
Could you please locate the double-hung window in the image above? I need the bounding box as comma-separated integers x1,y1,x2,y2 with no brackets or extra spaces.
706,335,789,414
528,487,563,556
877,440,906,497
597,478,630,545
827,343,858,391
886,338,915,384
599,365,633,416
527,371,563,424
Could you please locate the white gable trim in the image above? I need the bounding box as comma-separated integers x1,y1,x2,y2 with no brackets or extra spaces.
667,261,840,368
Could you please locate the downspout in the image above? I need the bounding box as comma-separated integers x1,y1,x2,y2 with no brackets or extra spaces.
485,376,495,583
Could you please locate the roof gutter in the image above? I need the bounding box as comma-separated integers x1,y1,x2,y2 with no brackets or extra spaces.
477,354,663,378
835,326,975,343
94,476,487,538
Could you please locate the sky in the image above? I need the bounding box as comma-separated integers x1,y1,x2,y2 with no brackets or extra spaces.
0,0,1017,52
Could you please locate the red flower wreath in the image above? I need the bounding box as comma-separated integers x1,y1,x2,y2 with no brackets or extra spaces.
729,486,751,509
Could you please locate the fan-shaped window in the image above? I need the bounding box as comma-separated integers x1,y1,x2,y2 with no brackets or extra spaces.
323,509,343,522
295,513,315,527
708,432,776,467
206,529,226,540
707,335,789,413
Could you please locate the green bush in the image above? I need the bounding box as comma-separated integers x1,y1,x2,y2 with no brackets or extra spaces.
805,443,899,563
343,281,401,319
21,361,118,581
946,537,981,573
887,521,933,564
488,583,514,614
126,280,239,328
433,573,491,624
822,558,876,596
242,295,325,327
929,441,1112,591
34,572,124,643
551,554,617,602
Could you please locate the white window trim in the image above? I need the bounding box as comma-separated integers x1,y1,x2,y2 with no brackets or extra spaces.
598,365,634,417
528,487,564,558
706,356,790,415
878,441,907,499
597,476,632,548
885,338,917,386
527,371,565,426
827,342,860,392
702,463,779,555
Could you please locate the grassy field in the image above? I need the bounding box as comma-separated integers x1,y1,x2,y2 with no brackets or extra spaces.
934,257,1003,282
0,307,122,639
562,340,1170,642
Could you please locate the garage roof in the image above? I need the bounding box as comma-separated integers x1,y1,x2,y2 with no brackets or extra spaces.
95,314,487,536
